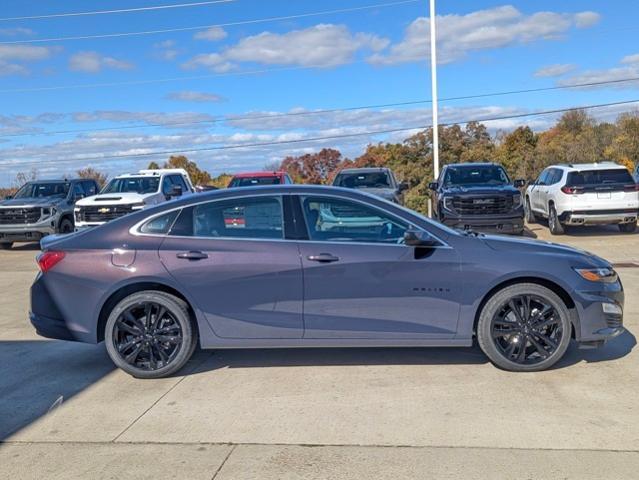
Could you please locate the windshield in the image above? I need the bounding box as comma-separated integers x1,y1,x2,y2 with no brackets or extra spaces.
13,182,70,199
102,177,160,194
334,172,391,188
566,169,634,186
228,176,281,187
443,166,510,187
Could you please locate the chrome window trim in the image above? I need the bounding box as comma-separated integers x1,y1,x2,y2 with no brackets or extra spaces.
129,191,451,249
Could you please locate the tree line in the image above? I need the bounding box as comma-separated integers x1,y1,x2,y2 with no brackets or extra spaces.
2,110,637,214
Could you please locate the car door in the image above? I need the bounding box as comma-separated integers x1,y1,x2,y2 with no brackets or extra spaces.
530,169,550,213
295,194,461,339
158,194,304,339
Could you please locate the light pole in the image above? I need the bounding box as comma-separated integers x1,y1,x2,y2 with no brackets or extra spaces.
429,0,439,217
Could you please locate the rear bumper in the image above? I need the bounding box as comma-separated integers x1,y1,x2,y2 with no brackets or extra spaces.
30,273,83,342
560,209,638,226
29,311,76,341
441,210,525,234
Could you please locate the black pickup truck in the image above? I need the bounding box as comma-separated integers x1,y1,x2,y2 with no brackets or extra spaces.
429,163,526,235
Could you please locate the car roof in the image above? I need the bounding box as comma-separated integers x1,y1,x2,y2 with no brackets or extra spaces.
337,167,391,174
555,162,626,171
445,163,500,168
232,171,286,178
25,178,77,183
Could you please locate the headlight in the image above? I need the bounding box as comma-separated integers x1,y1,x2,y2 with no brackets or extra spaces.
443,197,454,211
513,193,522,207
41,207,55,217
131,202,146,210
574,267,618,283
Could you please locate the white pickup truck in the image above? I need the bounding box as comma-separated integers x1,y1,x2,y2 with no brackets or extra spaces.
74,169,195,229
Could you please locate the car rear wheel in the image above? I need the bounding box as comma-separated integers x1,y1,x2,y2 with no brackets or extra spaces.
105,291,198,379
548,205,564,235
0,242,12,250
619,221,637,233
477,283,571,372
525,197,536,224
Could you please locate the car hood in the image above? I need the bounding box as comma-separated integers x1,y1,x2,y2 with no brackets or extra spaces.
442,185,518,195
480,234,610,268
76,192,150,206
0,196,65,208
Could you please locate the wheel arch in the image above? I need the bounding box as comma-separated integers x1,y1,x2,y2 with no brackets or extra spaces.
57,212,75,230
97,281,199,342
472,276,579,339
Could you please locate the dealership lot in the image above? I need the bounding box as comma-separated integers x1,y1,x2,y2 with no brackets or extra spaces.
1,225,638,479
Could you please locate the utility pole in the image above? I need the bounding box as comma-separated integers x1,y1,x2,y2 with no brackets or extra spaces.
429,0,439,217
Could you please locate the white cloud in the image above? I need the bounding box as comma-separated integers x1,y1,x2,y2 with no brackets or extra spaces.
194,27,227,41
0,27,34,37
369,6,601,65
153,40,182,61
534,63,576,78
0,44,59,76
621,53,639,65
0,61,29,76
166,91,225,103
69,51,134,73
183,24,389,71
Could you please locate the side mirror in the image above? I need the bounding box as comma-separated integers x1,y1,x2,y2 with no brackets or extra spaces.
428,182,438,191
398,182,409,192
4,195,12,200
74,193,85,201
168,185,183,199
404,228,439,247
514,179,525,188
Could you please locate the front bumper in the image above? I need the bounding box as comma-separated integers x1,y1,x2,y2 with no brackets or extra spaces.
560,209,638,226
0,219,56,243
441,211,525,234
572,280,625,344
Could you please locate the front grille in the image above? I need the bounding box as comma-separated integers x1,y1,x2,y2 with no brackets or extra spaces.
78,204,133,223
0,207,41,225
450,196,513,215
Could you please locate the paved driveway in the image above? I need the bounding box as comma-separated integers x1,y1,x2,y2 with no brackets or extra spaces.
1,225,638,479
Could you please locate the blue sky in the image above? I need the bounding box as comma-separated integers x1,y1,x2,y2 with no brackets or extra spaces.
0,0,638,185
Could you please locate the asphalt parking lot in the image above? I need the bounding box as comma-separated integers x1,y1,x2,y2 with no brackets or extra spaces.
1,224,638,479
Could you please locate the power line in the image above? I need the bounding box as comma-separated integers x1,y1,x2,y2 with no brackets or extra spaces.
0,0,235,22
2,99,638,170
3,76,639,139
0,0,419,44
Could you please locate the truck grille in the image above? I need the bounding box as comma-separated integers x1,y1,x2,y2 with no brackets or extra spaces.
451,196,513,215
0,207,41,225
78,205,134,223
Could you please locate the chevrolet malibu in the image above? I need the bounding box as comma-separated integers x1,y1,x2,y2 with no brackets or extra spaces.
30,185,624,378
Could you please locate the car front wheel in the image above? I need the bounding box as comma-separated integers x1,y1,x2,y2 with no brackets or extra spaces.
477,283,572,372
105,291,198,379
525,197,536,224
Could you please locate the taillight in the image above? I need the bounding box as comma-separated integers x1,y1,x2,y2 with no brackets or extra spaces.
37,251,65,273
623,184,639,192
561,186,584,194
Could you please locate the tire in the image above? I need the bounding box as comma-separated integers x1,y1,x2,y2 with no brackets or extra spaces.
105,291,198,379
0,242,12,250
58,217,74,234
525,197,536,224
548,204,564,235
619,221,637,233
477,283,572,372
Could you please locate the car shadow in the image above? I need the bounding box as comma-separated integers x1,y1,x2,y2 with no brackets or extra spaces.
0,340,115,441
556,329,637,368
7,242,41,251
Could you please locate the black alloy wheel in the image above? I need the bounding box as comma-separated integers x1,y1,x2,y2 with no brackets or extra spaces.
491,294,563,365
477,283,571,372
105,291,198,378
113,302,183,371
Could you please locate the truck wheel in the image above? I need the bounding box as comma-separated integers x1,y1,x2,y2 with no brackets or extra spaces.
58,217,74,234
0,242,12,250
619,221,637,233
548,205,564,235
525,197,536,224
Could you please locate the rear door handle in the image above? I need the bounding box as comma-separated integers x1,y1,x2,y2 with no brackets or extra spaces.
307,253,339,263
176,251,208,260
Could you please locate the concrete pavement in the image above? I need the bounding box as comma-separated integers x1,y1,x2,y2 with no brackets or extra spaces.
1,226,638,479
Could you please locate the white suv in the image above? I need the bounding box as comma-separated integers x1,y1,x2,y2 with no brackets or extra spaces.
525,162,638,235
75,169,195,229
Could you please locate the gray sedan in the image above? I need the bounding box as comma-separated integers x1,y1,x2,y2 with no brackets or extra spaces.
30,185,624,378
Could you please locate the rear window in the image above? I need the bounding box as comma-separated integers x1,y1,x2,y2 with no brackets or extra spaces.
228,176,281,187
566,169,633,186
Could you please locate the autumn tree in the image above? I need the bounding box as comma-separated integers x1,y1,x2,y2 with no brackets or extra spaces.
77,167,108,187
147,156,212,186
280,148,344,184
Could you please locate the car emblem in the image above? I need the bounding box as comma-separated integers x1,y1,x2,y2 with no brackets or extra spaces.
98,207,111,213
473,199,494,205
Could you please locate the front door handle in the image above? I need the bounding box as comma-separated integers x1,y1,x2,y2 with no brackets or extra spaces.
307,253,339,263
176,251,208,260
